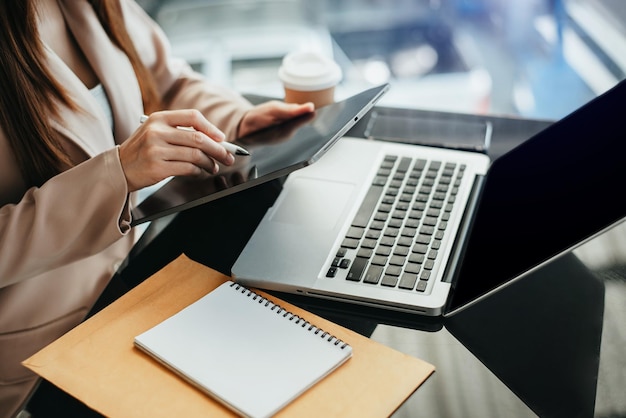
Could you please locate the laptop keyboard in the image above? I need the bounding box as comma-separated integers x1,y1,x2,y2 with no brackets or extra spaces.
326,154,465,293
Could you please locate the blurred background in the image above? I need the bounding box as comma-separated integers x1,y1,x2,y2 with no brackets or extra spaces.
136,0,625,121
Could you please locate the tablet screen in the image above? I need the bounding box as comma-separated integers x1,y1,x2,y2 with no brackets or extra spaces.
131,84,389,225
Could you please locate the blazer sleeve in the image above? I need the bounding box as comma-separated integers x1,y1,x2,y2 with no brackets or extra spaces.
121,0,255,140
0,147,131,287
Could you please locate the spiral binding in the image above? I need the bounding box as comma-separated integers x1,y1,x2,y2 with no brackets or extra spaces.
229,282,349,349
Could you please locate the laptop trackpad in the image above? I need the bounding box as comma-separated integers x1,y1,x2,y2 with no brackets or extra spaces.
270,177,354,230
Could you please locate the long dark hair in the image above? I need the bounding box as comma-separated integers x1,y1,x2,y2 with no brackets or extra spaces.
0,0,160,187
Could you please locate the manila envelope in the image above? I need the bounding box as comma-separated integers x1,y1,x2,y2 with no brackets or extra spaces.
23,255,434,417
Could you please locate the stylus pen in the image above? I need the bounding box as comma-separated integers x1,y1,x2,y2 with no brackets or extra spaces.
139,115,250,156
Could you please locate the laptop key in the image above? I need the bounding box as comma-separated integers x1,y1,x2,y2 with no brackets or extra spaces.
380,236,395,247
398,273,418,290
404,262,421,274
397,157,412,173
398,236,413,246
371,255,388,266
372,176,388,186
388,219,403,228
378,203,392,213
416,280,428,292
374,212,389,222
381,275,399,287
370,220,385,230
420,225,435,235
383,227,400,237
346,226,365,239
389,255,406,266
341,238,359,249
346,257,368,282
351,185,384,228
363,265,384,284
385,265,402,276
357,248,373,258
412,243,428,254
416,234,431,245
393,246,409,256
361,238,377,249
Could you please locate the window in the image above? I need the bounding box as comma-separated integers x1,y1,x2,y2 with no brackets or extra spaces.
141,0,625,120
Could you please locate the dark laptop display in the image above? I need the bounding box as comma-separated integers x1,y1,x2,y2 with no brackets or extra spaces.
447,78,626,313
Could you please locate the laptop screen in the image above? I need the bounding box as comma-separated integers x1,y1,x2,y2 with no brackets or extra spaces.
448,79,626,312
131,84,389,225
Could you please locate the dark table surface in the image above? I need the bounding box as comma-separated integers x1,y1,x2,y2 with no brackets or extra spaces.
29,103,626,418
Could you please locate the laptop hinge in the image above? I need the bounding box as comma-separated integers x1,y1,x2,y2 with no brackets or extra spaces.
441,174,485,285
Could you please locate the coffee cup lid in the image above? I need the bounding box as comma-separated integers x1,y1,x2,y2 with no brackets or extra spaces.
278,51,342,91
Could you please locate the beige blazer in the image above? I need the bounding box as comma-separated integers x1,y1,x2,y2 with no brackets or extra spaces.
0,1,253,415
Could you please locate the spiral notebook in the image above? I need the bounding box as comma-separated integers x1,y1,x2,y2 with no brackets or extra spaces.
134,281,353,418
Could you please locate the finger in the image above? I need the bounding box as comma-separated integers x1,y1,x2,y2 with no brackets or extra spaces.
155,109,226,142
145,117,235,166
288,102,315,115
162,159,218,178
270,101,315,119
161,112,236,165
178,129,234,166
161,142,221,174
139,139,220,176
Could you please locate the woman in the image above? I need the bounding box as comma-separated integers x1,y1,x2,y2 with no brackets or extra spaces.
0,0,313,415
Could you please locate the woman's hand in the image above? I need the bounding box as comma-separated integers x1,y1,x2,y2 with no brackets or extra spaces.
238,100,314,139
118,109,235,192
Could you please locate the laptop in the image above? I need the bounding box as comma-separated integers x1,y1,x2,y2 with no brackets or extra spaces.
231,78,626,317
130,84,390,226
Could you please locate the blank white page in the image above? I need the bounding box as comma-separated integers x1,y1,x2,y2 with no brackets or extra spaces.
134,281,352,418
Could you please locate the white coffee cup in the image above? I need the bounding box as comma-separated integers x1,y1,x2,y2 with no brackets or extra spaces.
278,51,342,108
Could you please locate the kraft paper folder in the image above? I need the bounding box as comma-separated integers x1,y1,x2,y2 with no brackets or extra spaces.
23,255,435,417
